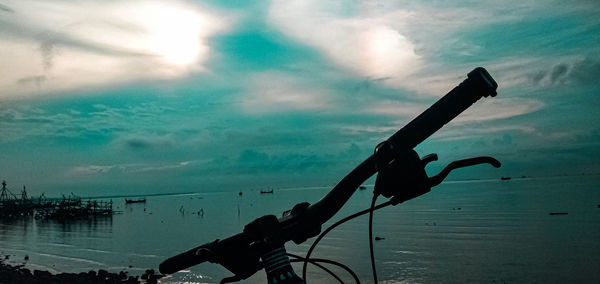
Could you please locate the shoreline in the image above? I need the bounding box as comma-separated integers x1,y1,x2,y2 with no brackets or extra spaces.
0,259,162,284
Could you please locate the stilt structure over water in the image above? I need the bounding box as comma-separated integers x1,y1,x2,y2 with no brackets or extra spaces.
0,180,36,218
0,180,17,202
0,180,114,220
34,198,113,220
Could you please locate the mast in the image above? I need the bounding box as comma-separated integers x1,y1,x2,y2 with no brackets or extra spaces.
0,180,18,203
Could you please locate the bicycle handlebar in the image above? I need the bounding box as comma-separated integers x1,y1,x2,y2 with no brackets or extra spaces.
159,67,498,278
390,67,497,150
160,233,258,277
303,67,497,225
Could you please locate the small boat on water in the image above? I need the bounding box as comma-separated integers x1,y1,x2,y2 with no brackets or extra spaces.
549,212,568,215
125,198,146,204
500,177,511,181
359,186,367,190
260,190,274,194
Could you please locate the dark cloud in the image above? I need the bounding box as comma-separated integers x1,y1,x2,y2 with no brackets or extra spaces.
0,3,14,13
567,54,600,84
16,75,46,87
531,63,569,86
572,128,600,145
39,37,56,71
33,31,148,73
127,139,152,149
549,64,568,83
115,135,176,151
237,149,323,172
239,149,270,164
236,142,367,174
530,54,600,87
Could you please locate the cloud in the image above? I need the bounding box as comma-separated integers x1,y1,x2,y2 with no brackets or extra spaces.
112,134,176,151
432,125,537,142
39,36,56,72
241,72,332,113
267,0,600,99
493,133,513,146
364,101,425,117
0,0,231,97
452,98,543,123
17,75,46,87
67,165,114,176
472,52,600,93
268,0,422,89
266,0,525,95
529,54,600,87
363,97,542,124
124,161,193,173
66,160,194,176
0,101,179,142
236,149,335,173
0,3,14,13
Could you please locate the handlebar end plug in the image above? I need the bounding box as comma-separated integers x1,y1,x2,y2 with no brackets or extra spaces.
468,67,498,97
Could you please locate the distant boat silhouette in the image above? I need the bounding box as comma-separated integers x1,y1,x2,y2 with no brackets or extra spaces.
359,186,367,190
549,212,568,215
125,198,146,204
500,177,511,181
260,190,274,194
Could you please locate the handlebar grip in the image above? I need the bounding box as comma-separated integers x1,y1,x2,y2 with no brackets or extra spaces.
159,233,258,277
388,67,497,150
159,240,216,275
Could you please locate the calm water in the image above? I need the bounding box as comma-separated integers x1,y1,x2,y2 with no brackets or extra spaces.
1,176,599,283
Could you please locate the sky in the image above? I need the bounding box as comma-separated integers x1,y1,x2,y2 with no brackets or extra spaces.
1,0,599,197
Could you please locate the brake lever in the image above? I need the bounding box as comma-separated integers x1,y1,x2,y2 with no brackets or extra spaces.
427,156,501,187
374,142,501,205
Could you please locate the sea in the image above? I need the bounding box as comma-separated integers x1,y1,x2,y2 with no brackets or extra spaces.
1,175,599,283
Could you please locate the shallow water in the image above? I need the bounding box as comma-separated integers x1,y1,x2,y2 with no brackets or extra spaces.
1,176,599,283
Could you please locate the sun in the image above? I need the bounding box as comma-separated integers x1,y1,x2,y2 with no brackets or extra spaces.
142,4,207,66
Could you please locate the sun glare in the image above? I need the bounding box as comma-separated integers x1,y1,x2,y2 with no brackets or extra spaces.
142,4,206,65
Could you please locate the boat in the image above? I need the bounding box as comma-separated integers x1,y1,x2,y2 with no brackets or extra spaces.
260,190,274,194
549,212,568,215
125,198,146,204
359,186,367,190
500,177,511,181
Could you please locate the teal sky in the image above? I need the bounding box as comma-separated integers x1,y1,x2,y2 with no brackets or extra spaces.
1,0,599,196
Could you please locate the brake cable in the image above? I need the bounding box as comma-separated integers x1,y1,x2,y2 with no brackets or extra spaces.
368,193,379,283
301,154,501,283
288,253,359,283
301,199,394,281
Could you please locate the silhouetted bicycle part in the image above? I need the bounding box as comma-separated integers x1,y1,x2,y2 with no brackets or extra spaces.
159,67,500,284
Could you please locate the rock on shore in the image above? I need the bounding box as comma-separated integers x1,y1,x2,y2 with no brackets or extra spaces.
0,260,163,284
